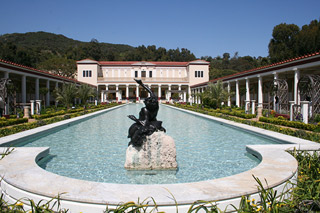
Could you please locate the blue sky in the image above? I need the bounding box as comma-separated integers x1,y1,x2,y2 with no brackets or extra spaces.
0,0,319,58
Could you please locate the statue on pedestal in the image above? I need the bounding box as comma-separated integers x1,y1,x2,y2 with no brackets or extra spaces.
127,79,166,147
125,79,177,170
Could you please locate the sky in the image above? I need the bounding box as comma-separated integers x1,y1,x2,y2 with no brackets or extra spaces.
0,0,319,59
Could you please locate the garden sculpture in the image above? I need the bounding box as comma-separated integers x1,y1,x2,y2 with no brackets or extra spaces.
127,79,166,147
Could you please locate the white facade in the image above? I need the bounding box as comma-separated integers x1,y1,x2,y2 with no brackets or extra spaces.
77,59,210,103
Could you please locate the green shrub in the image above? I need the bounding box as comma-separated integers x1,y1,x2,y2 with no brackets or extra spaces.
259,116,317,131
0,118,28,128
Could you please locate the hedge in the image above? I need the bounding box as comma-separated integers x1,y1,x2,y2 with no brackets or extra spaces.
259,116,318,131
170,104,320,143
0,103,121,138
0,118,28,128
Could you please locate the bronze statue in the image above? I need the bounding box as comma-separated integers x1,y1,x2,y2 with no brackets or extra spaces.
128,79,166,147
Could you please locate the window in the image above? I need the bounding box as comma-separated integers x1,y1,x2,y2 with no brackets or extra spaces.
149,71,152,78
135,71,138,77
198,71,201,78
83,70,92,77
195,71,197,77
201,71,203,77
141,71,146,78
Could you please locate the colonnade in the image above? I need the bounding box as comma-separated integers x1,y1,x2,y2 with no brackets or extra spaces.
191,68,302,109
0,68,79,116
100,83,188,103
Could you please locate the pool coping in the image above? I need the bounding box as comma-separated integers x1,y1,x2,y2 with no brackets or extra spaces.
0,103,320,212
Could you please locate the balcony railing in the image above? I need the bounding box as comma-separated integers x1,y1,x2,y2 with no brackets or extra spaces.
97,77,189,83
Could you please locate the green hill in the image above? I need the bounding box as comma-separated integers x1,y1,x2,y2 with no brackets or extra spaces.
0,31,196,78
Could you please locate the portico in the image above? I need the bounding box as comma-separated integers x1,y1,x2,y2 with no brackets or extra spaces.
191,52,320,123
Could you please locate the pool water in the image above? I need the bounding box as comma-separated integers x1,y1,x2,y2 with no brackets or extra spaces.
16,104,280,184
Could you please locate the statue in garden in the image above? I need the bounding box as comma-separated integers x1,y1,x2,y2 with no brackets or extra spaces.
127,79,166,147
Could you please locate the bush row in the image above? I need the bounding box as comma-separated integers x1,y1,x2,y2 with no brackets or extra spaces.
259,116,320,132
171,104,320,143
0,118,29,128
33,104,118,120
0,103,121,137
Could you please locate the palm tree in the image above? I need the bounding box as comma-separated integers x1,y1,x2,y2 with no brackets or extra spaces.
202,80,234,109
77,84,95,107
54,83,77,109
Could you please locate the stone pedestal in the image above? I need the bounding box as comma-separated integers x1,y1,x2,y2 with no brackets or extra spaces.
125,131,177,170
23,106,30,119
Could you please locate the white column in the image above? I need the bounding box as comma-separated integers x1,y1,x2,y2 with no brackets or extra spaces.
273,72,278,111
101,91,104,103
30,100,35,115
289,101,295,121
235,80,240,107
115,84,119,102
136,84,139,101
294,68,300,105
178,84,182,101
4,72,9,114
301,101,309,124
258,76,263,107
158,84,161,101
46,80,50,106
245,78,250,111
21,75,26,104
188,86,192,104
35,78,39,100
126,84,129,102
168,84,171,101
183,91,186,102
251,100,256,114
148,84,151,97
227,82,231,107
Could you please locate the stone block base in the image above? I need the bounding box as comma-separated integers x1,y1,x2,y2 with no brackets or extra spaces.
124,131,178,170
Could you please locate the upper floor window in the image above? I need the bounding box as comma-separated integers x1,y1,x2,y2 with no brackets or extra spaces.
149,71,152,78
83,70,92,77
141,71,146,78
195,70,204,78
135,71,138,78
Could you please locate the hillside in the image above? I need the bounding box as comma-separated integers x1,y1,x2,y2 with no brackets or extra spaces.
0,31,134,55
0,31,196,78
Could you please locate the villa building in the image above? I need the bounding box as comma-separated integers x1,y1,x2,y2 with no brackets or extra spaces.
76,59,210,103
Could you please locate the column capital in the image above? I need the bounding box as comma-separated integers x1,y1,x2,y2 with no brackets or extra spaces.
158,84,162,87
292,67,299,71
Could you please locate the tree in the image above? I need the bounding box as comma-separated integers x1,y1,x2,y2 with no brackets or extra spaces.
54,83,77,109
268,23,300,62
77,84,95,107
201,81,233,109
37,57,76,78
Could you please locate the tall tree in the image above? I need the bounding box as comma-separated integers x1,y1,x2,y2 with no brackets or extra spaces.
268,23,300,62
